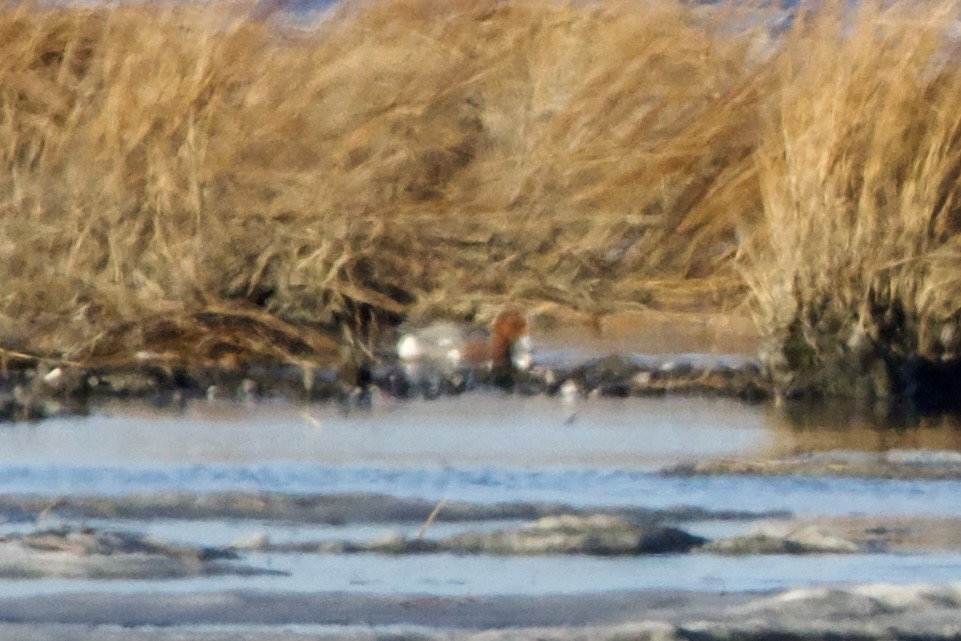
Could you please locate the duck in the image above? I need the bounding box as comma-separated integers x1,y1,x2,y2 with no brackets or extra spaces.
397,309,532,392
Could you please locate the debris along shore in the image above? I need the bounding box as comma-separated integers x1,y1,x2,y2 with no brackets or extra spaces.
0,350,767,423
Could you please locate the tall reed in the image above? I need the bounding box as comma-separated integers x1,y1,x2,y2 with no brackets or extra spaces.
746,0,961,398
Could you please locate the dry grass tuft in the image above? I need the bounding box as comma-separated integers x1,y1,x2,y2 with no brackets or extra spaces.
745,0,961,398
0,0,765,366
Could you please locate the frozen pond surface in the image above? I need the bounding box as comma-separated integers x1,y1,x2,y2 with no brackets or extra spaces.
3,393,961,605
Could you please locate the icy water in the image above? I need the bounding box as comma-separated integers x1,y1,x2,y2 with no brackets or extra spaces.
3,395,961,515
4,393,961,599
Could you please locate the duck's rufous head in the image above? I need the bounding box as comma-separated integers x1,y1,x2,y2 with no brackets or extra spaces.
490,309,531,371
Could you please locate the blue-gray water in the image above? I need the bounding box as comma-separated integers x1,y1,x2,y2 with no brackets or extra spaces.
2,464,961,517
0,395,959,517
1,552,960,598
3,394,961,597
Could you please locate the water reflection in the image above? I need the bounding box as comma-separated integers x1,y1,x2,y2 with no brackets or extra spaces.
9,393,961,472
764,398,961,455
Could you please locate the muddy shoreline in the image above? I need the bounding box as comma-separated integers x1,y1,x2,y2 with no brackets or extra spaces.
666,449,961,480
0,492,780,526
0,353,769,424
0,309,769,423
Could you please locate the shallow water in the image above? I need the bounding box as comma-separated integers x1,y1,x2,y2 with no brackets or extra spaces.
3,464,961,517
0,395,765,468
3,551,961,598
3,393,961,601
1,395,961,516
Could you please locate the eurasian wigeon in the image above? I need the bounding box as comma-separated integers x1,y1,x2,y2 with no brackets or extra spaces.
397,309,532,389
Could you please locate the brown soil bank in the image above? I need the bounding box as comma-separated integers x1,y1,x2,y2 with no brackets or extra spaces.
2,0,961,407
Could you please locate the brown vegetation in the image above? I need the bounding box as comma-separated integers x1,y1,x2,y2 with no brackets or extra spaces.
749,1,961,401
0,0,765,369
1,0,960,400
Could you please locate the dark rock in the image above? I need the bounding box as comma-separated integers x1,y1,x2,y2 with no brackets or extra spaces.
443,514,705,556
575,355,642,396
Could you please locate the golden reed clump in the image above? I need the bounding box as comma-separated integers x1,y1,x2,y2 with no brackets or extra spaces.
746,0,961,401
2,0,961,399
0,0,762,367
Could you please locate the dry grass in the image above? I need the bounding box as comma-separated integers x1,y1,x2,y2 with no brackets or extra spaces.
4,0,961,394
746,0,961,397
0,0,766,367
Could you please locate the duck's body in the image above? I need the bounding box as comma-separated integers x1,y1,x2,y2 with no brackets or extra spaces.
396,323,487,369
397,310,532,390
